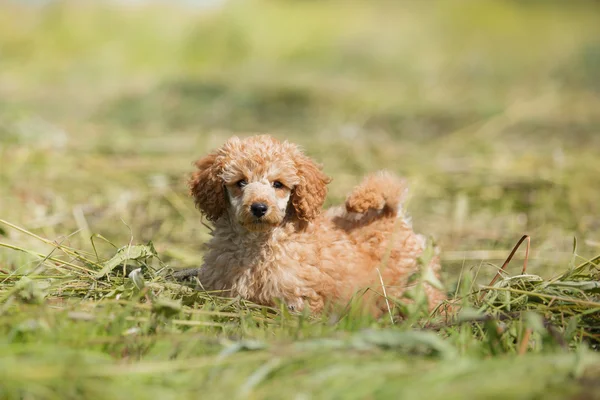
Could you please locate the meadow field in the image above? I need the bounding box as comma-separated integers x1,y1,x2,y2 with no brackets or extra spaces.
1,1,600,398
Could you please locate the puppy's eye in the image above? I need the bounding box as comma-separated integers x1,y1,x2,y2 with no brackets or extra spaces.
272,181,284,189
236,179,247,188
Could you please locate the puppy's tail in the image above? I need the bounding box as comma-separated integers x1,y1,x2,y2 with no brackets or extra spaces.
345,171,408,216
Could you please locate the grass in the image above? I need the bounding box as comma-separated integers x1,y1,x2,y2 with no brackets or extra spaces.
1,0,600,398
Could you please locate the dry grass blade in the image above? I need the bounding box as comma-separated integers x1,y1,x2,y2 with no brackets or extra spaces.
488,235,531,287
376,267,394,325
479,286,600,308
0,242,92,274
0,219,100,273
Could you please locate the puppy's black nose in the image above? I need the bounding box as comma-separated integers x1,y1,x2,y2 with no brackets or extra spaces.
250,202,268,218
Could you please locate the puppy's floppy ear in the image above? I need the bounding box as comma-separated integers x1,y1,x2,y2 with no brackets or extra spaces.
291,153,332,221
189,152,226,222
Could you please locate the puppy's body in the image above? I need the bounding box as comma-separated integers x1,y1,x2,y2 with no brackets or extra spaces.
180,135,444,315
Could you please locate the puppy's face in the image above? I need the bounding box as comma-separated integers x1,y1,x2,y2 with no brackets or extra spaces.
189,135,331,231
223,161,299,232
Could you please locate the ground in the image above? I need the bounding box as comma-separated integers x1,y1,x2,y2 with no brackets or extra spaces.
1,1,600,399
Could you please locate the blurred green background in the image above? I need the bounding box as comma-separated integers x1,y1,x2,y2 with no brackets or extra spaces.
1,0,599,282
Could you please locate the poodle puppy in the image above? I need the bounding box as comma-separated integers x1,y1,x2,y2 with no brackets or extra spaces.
176,135,445,316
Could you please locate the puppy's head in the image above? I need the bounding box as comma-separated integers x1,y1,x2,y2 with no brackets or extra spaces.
189,135,331,232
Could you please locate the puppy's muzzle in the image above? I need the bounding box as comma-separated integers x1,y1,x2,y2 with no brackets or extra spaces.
250,202,268,218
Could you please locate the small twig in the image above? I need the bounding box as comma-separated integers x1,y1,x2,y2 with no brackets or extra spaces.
518,328,532,355
200,215,214,234
477,235,531,303
488,235,531,287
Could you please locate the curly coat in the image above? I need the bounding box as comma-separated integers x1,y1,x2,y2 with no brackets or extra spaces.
178,135,445,315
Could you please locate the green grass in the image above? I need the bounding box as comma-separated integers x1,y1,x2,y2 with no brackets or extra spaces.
1,1,600,398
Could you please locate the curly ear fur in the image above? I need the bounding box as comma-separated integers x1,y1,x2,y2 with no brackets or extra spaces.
291,154,332,221
189,152,226,222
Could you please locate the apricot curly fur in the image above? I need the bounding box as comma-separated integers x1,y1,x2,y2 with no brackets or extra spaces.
189,153,226,222
179,135,445,317
345,171,406,215
291,153,332,221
